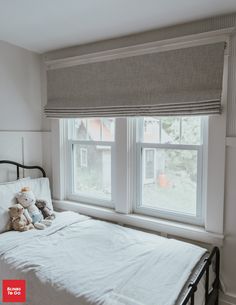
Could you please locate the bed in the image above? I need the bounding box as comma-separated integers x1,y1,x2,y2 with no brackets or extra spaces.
0,160,220,305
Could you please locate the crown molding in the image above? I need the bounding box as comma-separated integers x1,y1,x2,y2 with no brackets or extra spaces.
45,27,234,70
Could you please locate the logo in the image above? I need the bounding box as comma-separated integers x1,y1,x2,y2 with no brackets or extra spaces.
2,280,26,303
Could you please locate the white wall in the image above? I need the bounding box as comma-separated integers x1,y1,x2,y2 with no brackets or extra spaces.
0,41,42,131
0,41,51,182
222,147,236,303
220,32,236,305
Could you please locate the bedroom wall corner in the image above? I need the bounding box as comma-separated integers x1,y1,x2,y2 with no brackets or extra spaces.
40,55,52,184
40,55,51,133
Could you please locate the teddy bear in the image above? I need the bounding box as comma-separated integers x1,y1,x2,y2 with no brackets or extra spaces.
35,200,56,220
8,203,34,232
16,187,52,230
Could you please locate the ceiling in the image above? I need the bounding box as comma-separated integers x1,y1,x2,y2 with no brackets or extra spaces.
0,0,236,53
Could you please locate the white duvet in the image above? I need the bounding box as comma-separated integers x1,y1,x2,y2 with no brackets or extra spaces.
0,211,207,305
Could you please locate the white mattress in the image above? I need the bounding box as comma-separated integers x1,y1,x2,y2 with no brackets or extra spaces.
0,211,210,305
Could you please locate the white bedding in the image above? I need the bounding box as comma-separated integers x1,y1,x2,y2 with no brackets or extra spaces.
0,211,208,305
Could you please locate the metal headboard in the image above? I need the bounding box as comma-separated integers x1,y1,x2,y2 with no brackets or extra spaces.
0,160,46,179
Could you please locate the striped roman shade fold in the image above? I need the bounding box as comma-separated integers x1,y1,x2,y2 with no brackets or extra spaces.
45,42,225,118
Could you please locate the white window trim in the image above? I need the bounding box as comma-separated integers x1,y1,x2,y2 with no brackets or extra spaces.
204,36,228,235
45,27,233,70
52,111,226,238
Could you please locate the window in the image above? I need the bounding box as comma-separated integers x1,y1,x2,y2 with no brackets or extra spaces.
55,111,227,236
65,116,206,225
135,117,205,225
67,118,115,207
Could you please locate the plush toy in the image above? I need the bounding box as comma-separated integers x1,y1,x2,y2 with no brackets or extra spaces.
16,187,52,230
35,200,56,220
8,203,34,232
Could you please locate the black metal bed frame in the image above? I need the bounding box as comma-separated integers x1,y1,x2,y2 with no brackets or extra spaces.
181,247,220,305
0,160,46,179
0,160,219,305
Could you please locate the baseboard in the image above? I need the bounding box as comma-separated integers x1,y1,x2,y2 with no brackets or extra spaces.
220,292,236,305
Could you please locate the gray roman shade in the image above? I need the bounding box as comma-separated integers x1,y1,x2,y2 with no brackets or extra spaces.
45,42,225,118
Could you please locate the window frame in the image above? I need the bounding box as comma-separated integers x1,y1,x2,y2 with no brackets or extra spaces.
133,117,207,226
66,119,115,208
135,142,204,226
64,116,207,225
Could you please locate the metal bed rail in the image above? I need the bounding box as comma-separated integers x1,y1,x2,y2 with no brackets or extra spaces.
181,247,220,305
0,160,46,179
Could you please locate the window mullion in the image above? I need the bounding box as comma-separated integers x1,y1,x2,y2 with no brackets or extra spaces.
114,118,132,214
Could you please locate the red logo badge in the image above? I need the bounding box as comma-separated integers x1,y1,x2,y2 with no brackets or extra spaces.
2,280,26,302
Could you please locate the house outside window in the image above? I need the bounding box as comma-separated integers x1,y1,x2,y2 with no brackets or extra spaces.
143,149,156,183
67,118,115,207
80,148,88,168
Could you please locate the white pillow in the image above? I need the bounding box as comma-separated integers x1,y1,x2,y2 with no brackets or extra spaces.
0,177,31,233
0,177,31,185
0,177,53,233
23,178,53,210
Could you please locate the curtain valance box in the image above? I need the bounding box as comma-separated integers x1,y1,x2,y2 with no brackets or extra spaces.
45,42,225,118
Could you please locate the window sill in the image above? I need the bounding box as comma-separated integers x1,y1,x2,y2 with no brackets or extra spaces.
53,199,224,246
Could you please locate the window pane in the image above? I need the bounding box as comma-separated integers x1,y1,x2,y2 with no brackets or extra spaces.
72,118,115,141
141,148,198,215
141,116,202,145
73,144,111,201
143,117,161,143
181,117,201,145
161,117,181,144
